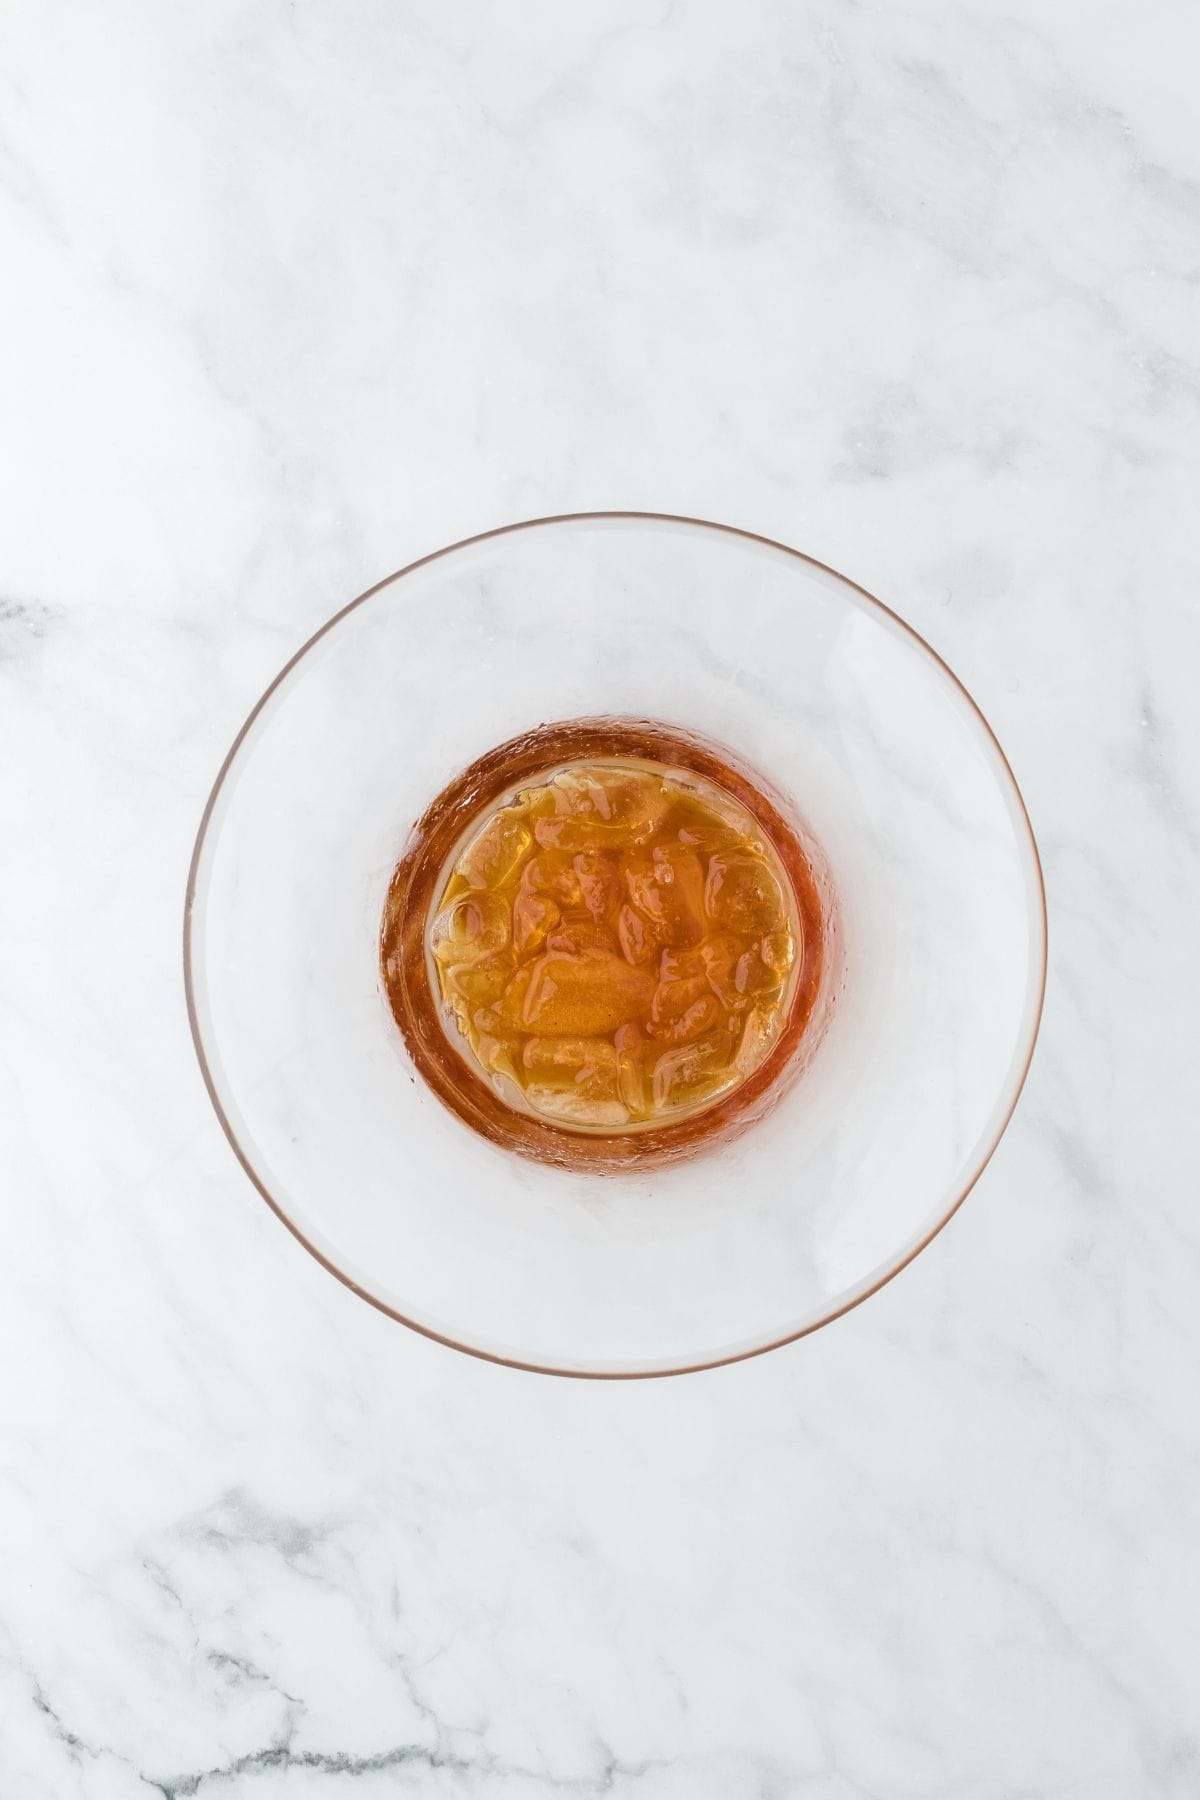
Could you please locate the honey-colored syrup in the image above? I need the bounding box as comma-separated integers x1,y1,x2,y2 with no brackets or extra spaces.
381,720,826,1172
429,761,798,1128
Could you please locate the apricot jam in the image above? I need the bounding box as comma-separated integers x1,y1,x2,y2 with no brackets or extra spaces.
381,720,825,1172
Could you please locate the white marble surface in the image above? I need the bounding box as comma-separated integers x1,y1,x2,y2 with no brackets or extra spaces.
2,0,1198,1792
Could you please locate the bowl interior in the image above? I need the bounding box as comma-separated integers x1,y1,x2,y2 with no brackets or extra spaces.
186,515,1045,1375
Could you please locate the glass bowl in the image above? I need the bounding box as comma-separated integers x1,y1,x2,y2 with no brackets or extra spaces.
184,513,1046,1378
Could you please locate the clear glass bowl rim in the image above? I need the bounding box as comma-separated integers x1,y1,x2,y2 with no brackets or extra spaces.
183,511,1049,1379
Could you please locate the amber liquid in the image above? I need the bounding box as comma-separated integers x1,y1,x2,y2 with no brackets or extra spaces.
382,720,825,1172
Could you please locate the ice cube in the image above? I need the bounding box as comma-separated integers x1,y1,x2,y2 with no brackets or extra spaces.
648,990,722,1045
661,787,748,855
534,768,669,851
456,810,531,888
614,1022,648,1115
545,915,620,958
522,1036,620,1096
705,854,787,935
429,891,510,965
446,953,514,1007
553,767,668,830
474,1032,521,1082
650,1030,736,1112
650,970,710,1027
522,951,655,1037
733,947,777,999
760,929,797,975
697,932,747,1010
617,903,660,966
524,1087,630,1128
513,891,559,955
623,846,706,945
659,943,707,980
520,852,583,908
572,850,621,922
735,1005,779,1075
495,966,534,1030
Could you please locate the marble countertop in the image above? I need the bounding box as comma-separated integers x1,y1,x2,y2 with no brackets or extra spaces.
3,2,1198,1794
